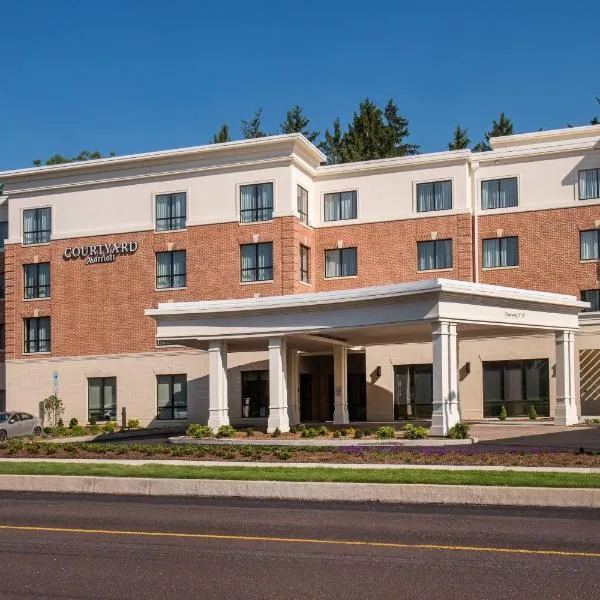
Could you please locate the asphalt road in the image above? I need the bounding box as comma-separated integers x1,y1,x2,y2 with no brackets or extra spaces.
0,493,598,599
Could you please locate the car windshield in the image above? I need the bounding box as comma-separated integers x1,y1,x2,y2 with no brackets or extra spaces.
0,414,9,423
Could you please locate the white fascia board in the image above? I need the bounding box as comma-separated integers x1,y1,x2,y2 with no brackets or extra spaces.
490,124,600,149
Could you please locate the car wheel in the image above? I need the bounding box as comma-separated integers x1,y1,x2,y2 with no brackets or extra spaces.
0,430,7,442
33,426,42,437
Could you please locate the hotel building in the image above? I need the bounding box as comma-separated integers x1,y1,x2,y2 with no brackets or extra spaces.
0,124,599,434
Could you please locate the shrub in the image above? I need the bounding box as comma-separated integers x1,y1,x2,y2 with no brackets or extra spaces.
300,427,317,438
57,418,64,429
402,424,429,440
186,424,213,438
68,418,78,429
43,427,52,435
88,424,101,434
332,431,341,439
245,428,254,437
528,406,538,421
271,427,281,438
353,428,363,439
89,415,97,426
273,448,292,460
216,425,236,438
290,424,306,434
316,426,329,436
127,419,140,430
340,428,348,437
499,406,508,421
102,421,116,434
447,422,471,439
362,428,372,437
70,425,86,436
375,426,396,439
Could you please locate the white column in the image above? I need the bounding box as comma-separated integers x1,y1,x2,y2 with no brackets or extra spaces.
333,345,349,424
267,337,290,433
207,340,229,431
287,347,300,426
430,321,460,436
555,330,578,426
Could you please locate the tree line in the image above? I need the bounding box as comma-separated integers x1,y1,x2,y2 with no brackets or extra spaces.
31,97,600,166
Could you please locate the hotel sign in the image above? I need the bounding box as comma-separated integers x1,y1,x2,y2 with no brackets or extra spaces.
63,242,138,265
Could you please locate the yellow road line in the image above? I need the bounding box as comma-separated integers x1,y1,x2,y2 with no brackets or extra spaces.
0,524,598,558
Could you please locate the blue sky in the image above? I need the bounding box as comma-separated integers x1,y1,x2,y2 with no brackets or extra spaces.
1,0,599,170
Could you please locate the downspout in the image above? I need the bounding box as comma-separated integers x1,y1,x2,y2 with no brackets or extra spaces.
470,160,480,283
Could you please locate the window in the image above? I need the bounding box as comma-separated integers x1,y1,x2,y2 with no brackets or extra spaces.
482,237,519,268
579,169,600,200
481,177,518,209
325,247,357,278
417,239,452,271
157,374,187,420
24,263,51,299
241,370,269,418
0,324,4,351
394,364,433,420
0,221,7,249
156,251,186,289
300,245,310,283
581,230,600,260
297,185,308,224
155,192,186,231
24,317,51,353
23,208,51,245
240,242,273,282
483,359,549,418
582,290,600,312
88,377,117,422
240,183,273,223
324,191,357,222
416,180,452,212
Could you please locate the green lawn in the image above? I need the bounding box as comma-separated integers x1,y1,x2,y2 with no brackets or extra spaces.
0,461,598,488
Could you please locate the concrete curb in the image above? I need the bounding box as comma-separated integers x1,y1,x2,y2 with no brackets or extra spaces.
0,457,599,473
0,474,598,507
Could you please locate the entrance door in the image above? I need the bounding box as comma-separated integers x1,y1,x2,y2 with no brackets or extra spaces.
348,374,366,421
299,374,312,422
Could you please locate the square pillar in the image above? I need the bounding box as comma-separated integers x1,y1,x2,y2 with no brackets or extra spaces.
333,345,349,424
267,337,290,433
555,330,578,426
430,321,460,436
287,347,300,426
207,340,229,431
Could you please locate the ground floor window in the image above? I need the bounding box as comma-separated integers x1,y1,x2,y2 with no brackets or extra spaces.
241,370,269,418
483,359,549,418
156,374,187,420
394,364,433,419
88,377,117,422
0,390,5,412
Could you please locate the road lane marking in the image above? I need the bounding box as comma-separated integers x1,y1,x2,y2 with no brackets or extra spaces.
0,524,598,558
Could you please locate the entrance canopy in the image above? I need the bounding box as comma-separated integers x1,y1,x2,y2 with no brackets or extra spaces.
146,279,587,434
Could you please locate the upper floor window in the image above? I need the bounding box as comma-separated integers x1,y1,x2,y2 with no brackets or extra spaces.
0,221,7,249
481,177,518,210
324,191,357,222
156,250,186,289
297,186,308,225
300,245,310,283
416,180,452,212
240,183,273,223
24,316,51,353
325,247,357,278
582,290,600,312
482,236,519,268
156,193,186,231
23,208,51,245
417,239,452,271
579,169,600,200
24,263,51,299
240,242,273,282
581,229,600,260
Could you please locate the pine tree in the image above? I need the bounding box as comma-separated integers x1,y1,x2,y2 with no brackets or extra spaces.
473,112,514,152
211,124,231,144
383,98,419,157
241,109,267,139
280,106,319,142
319,118,344,164
592,97,600,125
341,98,389,162
448,125,470,150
